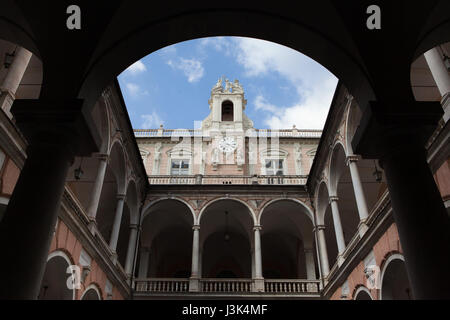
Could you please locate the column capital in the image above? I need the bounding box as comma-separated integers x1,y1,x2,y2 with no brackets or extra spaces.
94,153,109,161
253,225,262,231
329,196,339,204
345,155,359,166
313,225,326,232
117,193,126,200
192,225,200,231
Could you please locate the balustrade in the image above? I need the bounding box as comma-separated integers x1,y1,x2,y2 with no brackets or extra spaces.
148,175,307,185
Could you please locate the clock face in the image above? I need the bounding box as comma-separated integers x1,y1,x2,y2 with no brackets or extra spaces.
218,136,237,153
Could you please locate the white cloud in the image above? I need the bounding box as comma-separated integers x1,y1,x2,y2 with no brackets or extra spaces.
199,37,233,56
141,112,164,129
231,37,338,129
257,77,337,129
125,60,147,75
159,45,177,56
125,82,148,98
167,58,204,83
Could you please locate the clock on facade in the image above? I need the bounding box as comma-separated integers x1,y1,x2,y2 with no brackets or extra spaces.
218,136,237,153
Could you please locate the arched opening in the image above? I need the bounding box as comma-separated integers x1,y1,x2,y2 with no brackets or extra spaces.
200,199,253,278
354,287,373,300
139,199,194,278
381,256,412,300
345,101,388,211
329,143,360,244
38,252,74,300
116,203,130,268
260,200,317,279
96,141,126,243
316,182,338,269
81,287,101,300
221,100,234,121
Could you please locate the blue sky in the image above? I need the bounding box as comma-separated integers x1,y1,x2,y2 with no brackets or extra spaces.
118,37,338,130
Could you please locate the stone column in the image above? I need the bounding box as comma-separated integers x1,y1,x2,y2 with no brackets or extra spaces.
304,248,316,280
138,248,150,278
124,224,139,276
0,47,32,117
329,196,346,264
0,99,98,299
424,47,450,122
253,226,264,292
86,153,108,225
189,225,201,292
314,225,330,278
109,194,126,253
346,155,369,236
381,146,450,299
353,100,450,299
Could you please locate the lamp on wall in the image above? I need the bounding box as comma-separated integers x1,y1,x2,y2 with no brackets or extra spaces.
224,211,230,242
74,158,84,180
372,160,382,182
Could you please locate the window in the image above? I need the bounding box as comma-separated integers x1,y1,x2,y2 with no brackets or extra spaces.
221,100,234,121
171,159,190,175
265,159,284,175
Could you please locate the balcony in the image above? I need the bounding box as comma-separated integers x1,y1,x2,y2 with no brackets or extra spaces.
148,175,308,185
134,278,321,299
134,129,322,139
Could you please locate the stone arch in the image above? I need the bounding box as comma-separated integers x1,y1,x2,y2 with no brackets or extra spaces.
91,98,111,155
412,2,450,61
139,198,196,278
221,100,234,121
141,197,196,225
199,198,255,278
124,178,139,224
198,197,257,226
328,140,347,196
0,3,41,58
258,198,314,225
39,250,76,300
108,139,127,195
379,252,412,300
80,283,102,300
78,6,376,114
353,285,373,300
258,198,318,279
315,180,330,226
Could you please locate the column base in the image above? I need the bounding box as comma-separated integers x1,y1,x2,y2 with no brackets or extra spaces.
358,220,368,237
252,278,265,292
337,254,345,267
110,252,118,265
87,219,97,234
189,277,200,292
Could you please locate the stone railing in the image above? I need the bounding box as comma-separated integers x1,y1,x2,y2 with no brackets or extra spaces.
200,278,253,293
135,278,189,293
148,175,308,185
134,129,322,139
264,279,320,293
134,278,320,294
63,187,90,225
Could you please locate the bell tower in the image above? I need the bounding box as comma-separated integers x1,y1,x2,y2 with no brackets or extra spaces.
202,77,252,133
